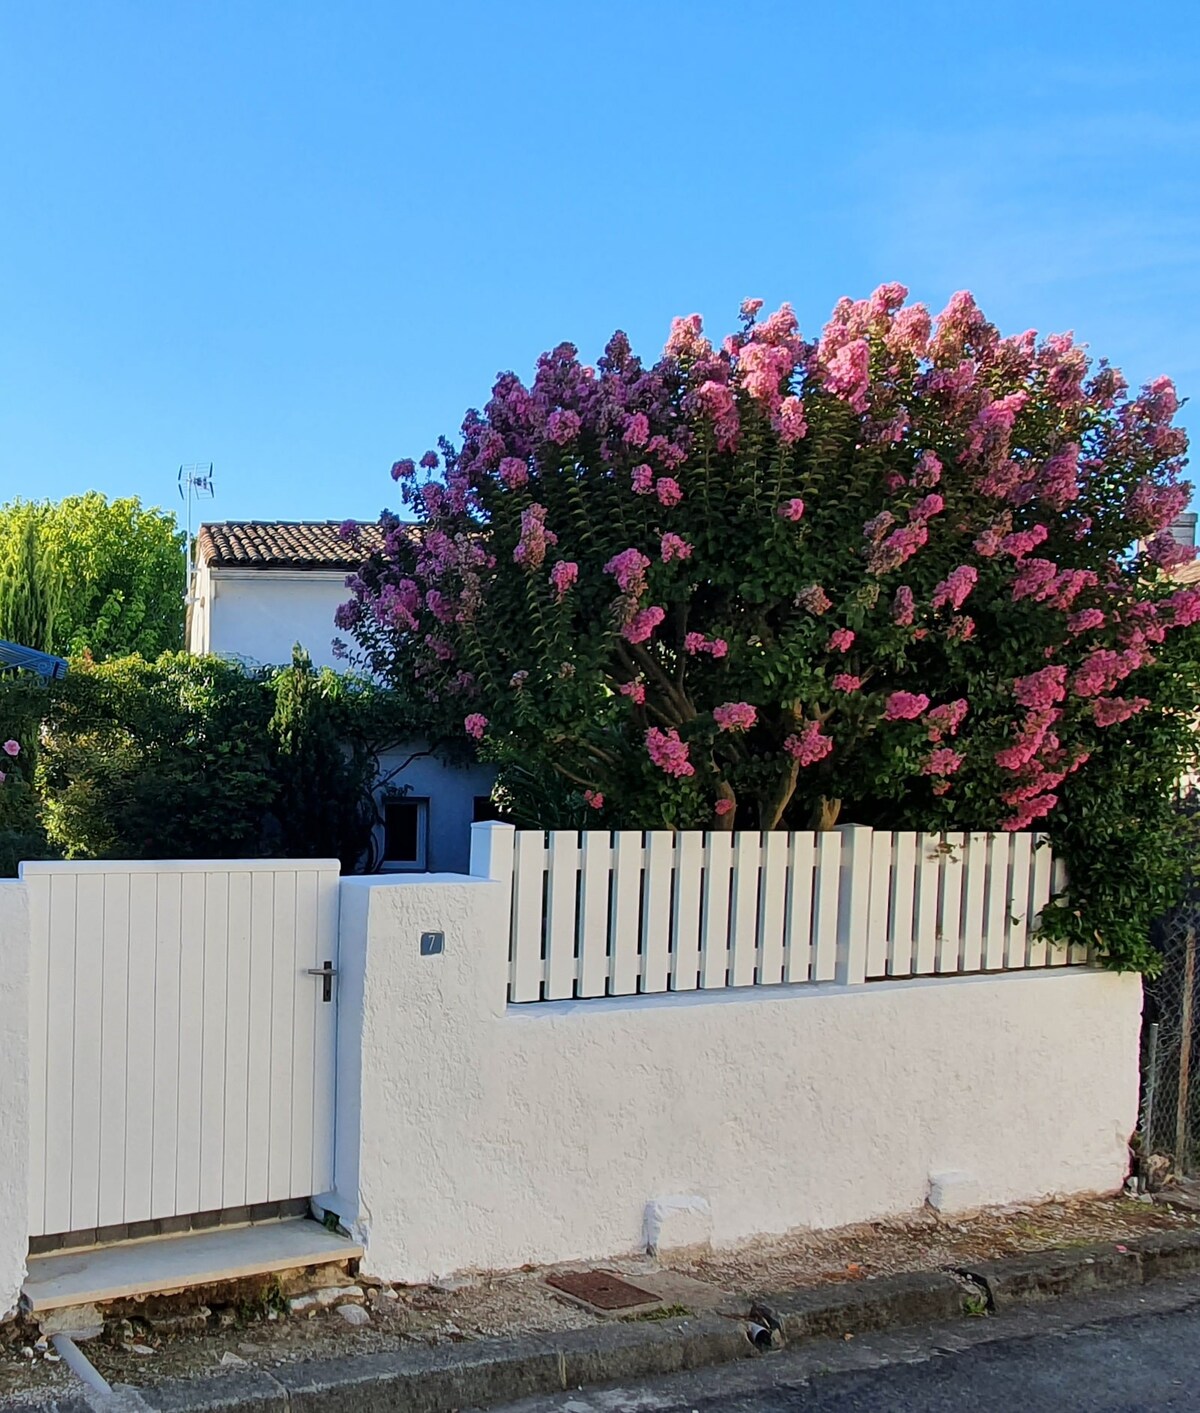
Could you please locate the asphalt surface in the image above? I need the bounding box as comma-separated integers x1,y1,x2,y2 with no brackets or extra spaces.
492,1272,1200,1412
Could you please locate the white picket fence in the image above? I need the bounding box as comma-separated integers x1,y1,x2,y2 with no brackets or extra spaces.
468,824,1080,1004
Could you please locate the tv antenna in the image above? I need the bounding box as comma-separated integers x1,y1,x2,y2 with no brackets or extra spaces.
179,463,215,600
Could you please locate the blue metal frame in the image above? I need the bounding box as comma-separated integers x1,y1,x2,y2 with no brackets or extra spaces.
0,639,68,680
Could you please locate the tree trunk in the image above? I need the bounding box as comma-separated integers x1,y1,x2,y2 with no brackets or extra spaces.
761,759,800,831
813,796,842,831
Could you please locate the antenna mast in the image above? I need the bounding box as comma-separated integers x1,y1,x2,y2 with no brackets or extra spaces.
178,463,215,601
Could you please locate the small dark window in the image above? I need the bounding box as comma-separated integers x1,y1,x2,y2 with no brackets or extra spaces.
473,795,505,823
383,798,428,869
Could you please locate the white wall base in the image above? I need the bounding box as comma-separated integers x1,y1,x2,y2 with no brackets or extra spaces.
334,876,1142,1284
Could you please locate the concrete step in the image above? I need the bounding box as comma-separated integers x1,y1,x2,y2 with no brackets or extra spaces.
23,1217,362,1311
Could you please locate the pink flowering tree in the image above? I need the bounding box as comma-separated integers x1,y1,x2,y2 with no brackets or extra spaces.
341,286,1199,968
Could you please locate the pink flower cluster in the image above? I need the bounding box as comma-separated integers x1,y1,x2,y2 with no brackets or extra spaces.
1093,696,1149,727
498,456,530,488
684,632,728,658
713,701,757,732
656,477,683,507
631,463,654,494
513,503,558,570
714,798,735,817
796,584,832,615
604,547,651,595
926,700,969,742
464,713,488,740
1067,608,1105,635
778,498,805,522
998,524,1049,559
827,628,855,653
892,585,915,626
1013,665,1067,710
623,412,650,446
660,533,693,563
922,747,964,777
868,524,928,575
911,450,942,488
784,720,834,766
546,409,581,444
619,679,646,705
883,691,930,721
623,606,666,644
646,727,695,778
583,789,605,810
822,337,871,412
1072,647,1143,698
773,396,808,443
909,493,945,524
932,565,977,612
549,560,579,602
832,673,862,693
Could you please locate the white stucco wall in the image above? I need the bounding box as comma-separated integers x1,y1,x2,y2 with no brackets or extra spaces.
0,881,29,1315
191,567,350,669
331,874,1143,1284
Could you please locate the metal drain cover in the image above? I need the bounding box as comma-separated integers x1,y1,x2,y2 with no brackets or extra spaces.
545,1269,658,1310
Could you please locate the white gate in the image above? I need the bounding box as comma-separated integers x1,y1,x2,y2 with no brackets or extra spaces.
25,859,340,1239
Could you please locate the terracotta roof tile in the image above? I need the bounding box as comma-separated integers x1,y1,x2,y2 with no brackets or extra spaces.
197,521,392,570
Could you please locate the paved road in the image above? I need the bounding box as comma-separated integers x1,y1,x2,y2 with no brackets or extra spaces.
491,1274,1200,1412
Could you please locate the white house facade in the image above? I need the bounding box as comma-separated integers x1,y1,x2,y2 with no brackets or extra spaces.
187,521,496,874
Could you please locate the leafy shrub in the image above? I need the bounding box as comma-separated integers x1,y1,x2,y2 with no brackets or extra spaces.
340,285,1199,970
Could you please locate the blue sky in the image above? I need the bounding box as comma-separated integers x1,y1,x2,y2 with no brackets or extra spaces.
2,1,1197,526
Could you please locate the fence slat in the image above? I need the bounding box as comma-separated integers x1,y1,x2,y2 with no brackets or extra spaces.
544,833,580,1000
757,832,788,985
1026,838,1053,967
729,833,761,988
242,872,274,1207
96,873,131,1229
812,832,841,981
264,870,295,1203
700,833,733,989
983,835,1011,969
670,833,703,990
150,873,184,1221
68,875,104,1232
936,833,965,973
641,832,674,994
913,833,941,975
888,833,917,976
866,830,893,979
222,871,253,1209
123,874,158,1224
198,871,230,1213
510,833,546,1002
42,877,78,1235
610,832,643,996
961,833,988,971
1005,832,1034,968
784,833,815,983
578,832,611,998
287,869,318,1200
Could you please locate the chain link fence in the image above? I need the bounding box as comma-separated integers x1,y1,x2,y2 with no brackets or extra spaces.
1142,855,1200,1185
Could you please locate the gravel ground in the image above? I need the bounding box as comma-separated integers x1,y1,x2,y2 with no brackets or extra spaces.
0,1193,1194,1405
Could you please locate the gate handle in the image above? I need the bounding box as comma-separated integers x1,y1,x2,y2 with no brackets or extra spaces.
307,961,337,1002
